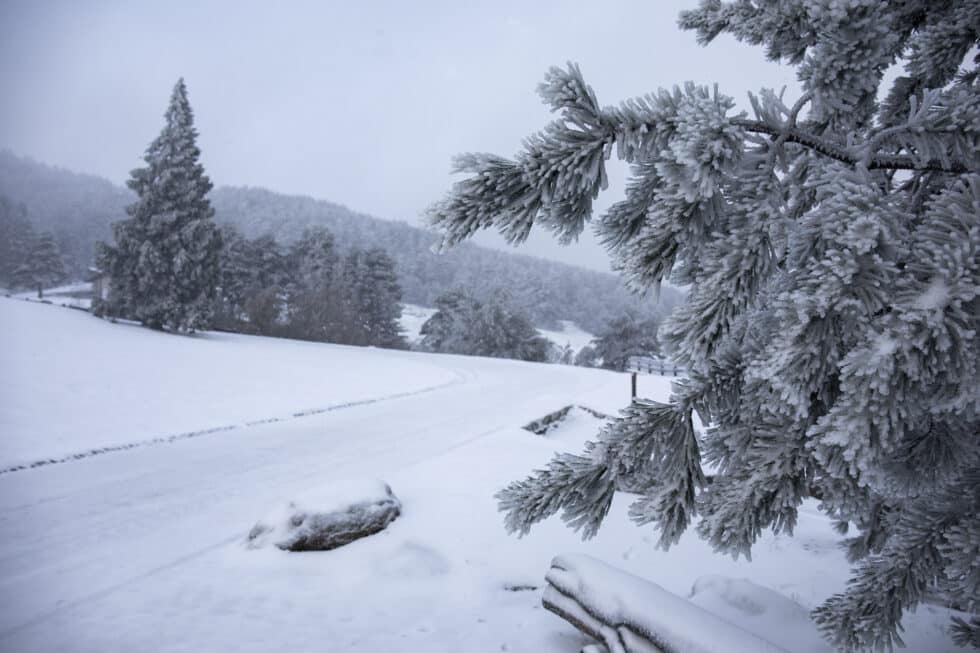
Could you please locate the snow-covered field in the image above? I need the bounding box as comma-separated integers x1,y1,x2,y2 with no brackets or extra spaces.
398,303,437,343
0,299,960,652
537,320,595,353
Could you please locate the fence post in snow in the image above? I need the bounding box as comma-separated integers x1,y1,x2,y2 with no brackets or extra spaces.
631,372,637,401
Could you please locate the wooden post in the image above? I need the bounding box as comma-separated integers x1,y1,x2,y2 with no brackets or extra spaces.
631,372,637,400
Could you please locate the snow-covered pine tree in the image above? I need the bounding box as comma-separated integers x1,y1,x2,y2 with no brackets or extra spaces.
285,227,339,340
213,225,252,327
14,231,66,298
420,289,481,353
428,1,980,649
0,195,36,289
592,313,661,372
99,78,221,331
574,344,598,368
355,248,405,349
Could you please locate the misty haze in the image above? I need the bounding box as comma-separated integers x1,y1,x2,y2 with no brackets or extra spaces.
0,2,977,652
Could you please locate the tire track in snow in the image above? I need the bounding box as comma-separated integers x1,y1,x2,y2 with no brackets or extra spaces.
0,371,468,476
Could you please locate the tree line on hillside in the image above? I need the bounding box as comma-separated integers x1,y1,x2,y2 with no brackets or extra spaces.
2,80,667,371
417,286,663,368
214,225,404,347
209,185,682,334
0,149,682,335
0,151,131,280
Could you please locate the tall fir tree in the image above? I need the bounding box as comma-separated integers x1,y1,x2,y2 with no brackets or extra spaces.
354,248,405,349
419,289,481,353
429,1,980,648
98,78,221,331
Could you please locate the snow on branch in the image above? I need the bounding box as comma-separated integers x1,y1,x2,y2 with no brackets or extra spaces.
542,554,786,653
495,400,704,545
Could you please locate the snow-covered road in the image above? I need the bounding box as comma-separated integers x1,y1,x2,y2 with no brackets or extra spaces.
0,300,959,652
0,300,629,651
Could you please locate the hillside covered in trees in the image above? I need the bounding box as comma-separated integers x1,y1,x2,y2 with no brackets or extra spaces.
0,150,680,332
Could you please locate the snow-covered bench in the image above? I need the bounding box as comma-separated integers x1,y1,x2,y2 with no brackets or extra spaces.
543,554,787,653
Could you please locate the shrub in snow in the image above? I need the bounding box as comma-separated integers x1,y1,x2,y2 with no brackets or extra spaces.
248,480,401,552
420,288,551,362
429,1,979,648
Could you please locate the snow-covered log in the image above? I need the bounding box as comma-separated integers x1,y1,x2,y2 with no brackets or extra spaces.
248,480,401,552
542,554,787,653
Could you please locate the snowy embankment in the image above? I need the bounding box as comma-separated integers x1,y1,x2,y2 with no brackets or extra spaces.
0,298,464,470
0,299,960,652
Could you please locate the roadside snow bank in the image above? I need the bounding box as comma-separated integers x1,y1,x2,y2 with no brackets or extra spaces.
0,298,460,469
248,480,401,551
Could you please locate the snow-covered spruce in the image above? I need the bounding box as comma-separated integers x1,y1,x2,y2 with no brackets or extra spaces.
248,480,401,552
429,2,980,649
97,78,221,332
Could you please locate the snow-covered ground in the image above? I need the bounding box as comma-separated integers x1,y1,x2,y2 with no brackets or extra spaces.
0,299,960,652
398,303,437,343
537,320,595,353
10,281,93,310
0,298,463,469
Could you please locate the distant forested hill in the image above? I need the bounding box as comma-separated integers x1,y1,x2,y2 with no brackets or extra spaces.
0,151,130,279
0,150,680,331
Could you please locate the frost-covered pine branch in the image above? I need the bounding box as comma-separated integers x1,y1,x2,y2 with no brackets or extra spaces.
430,2,979,649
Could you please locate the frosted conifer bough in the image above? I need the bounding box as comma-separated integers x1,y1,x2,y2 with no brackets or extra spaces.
428,1,980,649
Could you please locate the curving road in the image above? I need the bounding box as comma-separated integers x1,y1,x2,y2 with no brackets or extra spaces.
0,343,623,652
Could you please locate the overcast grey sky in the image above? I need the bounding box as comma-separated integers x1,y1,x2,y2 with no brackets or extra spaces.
0,0,799,271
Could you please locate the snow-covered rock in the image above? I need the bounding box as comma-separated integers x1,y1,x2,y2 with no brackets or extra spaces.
248,480,401,552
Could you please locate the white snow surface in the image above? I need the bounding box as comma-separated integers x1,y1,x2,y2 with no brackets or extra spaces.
398,303,437,343
688,575,827,653
0,298,963,652
0,298,459,468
